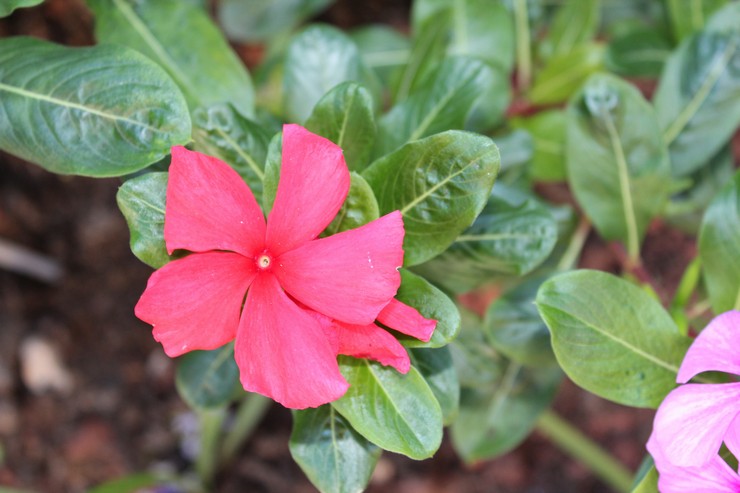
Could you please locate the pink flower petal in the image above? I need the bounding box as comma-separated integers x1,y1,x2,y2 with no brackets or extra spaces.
275,211,404,325
723,414,740,461
165,146,266,257
678,310,740,383
329,321,411,373
265,124,350,257
135,252,256,357
234,274,349,409
652,382,740,467
377,298,436,342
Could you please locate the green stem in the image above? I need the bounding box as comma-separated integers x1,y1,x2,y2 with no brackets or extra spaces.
221,393,271,464
536,410,633,493
196,408,227,486
514,0,532,92
556,216,591,272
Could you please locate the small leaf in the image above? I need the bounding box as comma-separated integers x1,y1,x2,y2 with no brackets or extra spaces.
175,345,241,409
0,37,191,176
539,0,601,60
363,131,500,266
332,357,443,460
322,173,379,236
290,405,381,493
218,0,332,42
536,270,693,408
0,0,43,17
529,43,605,105
512,109,567,182
116,172,170,268
410,347,460,425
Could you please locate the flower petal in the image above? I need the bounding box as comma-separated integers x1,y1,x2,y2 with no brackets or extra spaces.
377,298,436,342
275,211,404,325
234,274,349,409
330,321,411,373
723,414,740,461
135,252,256,357
165,146,266,257
265,124,350,256
651,382,740,467
678,310,740,383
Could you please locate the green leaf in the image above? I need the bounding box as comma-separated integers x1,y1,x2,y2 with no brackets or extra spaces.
529,43,604,105
363,131,500,266
394,269,461,348
705,1,740,33
665,0,726,42
87,474,160,493
605,26,672,77
631,465,658,493
409,347,460,425
494,129,533,176
192,103,271,201
218,0,332,43
262,132,283,215
535,270,693,408
539,0,601,60
654,31,740,177
566,73,671,259
375,56,509,158
322,173,379,236
175,345,241,410
512,109,567,182
332,357,443,460
449,307,498,387
116,172,171,268
305,82,377,172
290,405,380,493
698,171,740,313
0,0,42,16
88,0,254,117
351,25,410,87
283,25,376,123
0,37,190,177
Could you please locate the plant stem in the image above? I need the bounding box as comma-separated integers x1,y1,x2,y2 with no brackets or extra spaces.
221,393,271,464
556,216,591,272
196,408,227,487
514,0,532,92
536,409,633,493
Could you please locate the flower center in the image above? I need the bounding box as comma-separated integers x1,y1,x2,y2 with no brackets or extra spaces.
257,254,272,270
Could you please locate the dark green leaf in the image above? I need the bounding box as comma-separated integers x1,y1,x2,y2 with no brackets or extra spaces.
262,132,283,215
512,109,566,182
87,474,160,493
305,82,377,172
175,345,241,410
363,131,500,266
529,43,604,105
449,307,498,388
0,37,190,176
409,347,460,425
698,171,740,313
539,0,601,60
605,26,672,77
351,25,410,87
88,0,254,116
665,0,726,42
332,357,443,460
536,270,693,408
290,405,380,493
0,0,42,16
322,173,379,236
218,0,332,42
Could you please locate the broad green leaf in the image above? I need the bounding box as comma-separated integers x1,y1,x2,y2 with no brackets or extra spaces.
394,269,461,348
322,173,379,236
290,405,380,493
363,131,500,266
409,347,460,425
539,0,600,60
218,0,332,42
0,0,42,16
529,43,604,105
485,276,556,367
512,109,567,182
449,307,497,388
192,103,270,201
88,0,254,117
116,172,170,268
332,357,443,460
698,171,740,313
392,13,448,103
535,270,693,408
175,345,241,409
283,25,376,123
376,56,509,158
665,0,726,42
305,82,377,172
0,37,190,176
351,25,410,87
654,31,740,177
605,26,672,77
567,73,671,257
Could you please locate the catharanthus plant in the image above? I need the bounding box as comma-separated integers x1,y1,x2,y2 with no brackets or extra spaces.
135,124,435,409
647,310,740,492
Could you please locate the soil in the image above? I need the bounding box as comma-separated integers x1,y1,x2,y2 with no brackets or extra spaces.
0,1,695,492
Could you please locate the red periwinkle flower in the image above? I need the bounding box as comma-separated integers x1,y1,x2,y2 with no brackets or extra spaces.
135,124,436,409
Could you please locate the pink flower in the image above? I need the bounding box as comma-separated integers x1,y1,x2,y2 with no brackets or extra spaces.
135,124,435,409
647,310,740,492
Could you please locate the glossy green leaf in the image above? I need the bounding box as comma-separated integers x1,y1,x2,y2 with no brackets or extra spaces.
0,0,42,16
698,171,740,313
512,109,567,182
322,173,379,236
536,270,693,408
351,25,410,87
218,0,332,42
116,172,171,268
376,56,509,158
567,73,671,257
332,357,443,460
88,0,254,117
305,82,377,172
192,103,270,201
529,43,604,105
290,405,380,493
394,269,461,349
392,13,448,103
485,276,557,367
666,0,726,42
605,26,672,77
175,345,241,409
410,347,459,425
654,31,740,177
363,131,500,266
283,25,376,123
539,0,600,60
0,37,190,176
